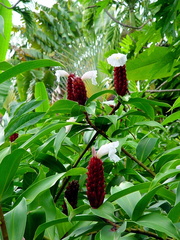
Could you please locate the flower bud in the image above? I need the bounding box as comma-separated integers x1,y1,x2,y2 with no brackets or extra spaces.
67,73,76,101
114,65,128,96
9,133,19,142
62,180,79,215
73,76,87,105
86,156,105,208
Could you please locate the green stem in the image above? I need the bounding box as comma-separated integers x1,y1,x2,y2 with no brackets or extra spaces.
0,204,9,240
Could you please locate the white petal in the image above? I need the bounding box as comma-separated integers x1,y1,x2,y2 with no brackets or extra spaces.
65,117,76,133
107,53,127,67
55,70,69,80
81,70,97,85
97,141,119,162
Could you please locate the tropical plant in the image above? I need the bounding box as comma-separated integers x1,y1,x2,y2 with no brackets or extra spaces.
0,0,180,240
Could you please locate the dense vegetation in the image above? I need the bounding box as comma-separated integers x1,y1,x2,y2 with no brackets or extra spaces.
0,0,179,239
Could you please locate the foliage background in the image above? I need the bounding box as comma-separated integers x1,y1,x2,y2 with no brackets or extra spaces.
0,0,180,239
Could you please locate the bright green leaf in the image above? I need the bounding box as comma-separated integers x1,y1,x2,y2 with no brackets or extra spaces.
162,111,180,125
0,59,63,84
136,138,158,162
5,198,27,240
35,82,50,112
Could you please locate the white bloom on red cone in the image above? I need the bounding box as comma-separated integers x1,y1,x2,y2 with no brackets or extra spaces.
97,141,120,162
81,70,97,85
107,53,127,67
56,70,69,79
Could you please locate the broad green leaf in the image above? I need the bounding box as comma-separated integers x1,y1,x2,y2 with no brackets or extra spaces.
48,99,78,114
35,153,66,173
14,99,44,117
71,104,85,116
0,149,26,200
0,61,12,71
24,207,46,240
162,111,180,125
35,82,50,112
136,212,180,239
0,147,10,163
159,159,180,173
100,225,121,240
20,122,78,149
169,97,180,111
5,112,45,138
111,182,141,218
0,0,12,62
86,90,116,105
134,121,165,131
16,173,65,204
107,182,150,202
132,185,162,220
168,202,180,223
151,169,180,188
175,182,180,205
157,188,175,205
33,215,103,240
64,167,87,177
0,59,63,83
127,98,155,119
127,47,176,80
5,198,27,240
91,202,117,222
136,138,158,162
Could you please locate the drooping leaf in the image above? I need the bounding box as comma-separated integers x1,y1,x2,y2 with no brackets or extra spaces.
0,149,27,200
136,212,180,239
0,59,63,84
136,138,158,162
35,82,50,112
5,198,27,240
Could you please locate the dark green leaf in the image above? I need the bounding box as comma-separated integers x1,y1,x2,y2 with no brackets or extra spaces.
136,138,158,162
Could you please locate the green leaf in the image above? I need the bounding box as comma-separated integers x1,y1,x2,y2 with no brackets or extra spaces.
107,182,150,203
48,99,78,114
169,97,180,111
151,169,180,188
5,198,27,240
14,99,44,117
54,127,67,157
35,82,50,112
33,215,103,240
136,138,158,162
162,111,180,125
0,0,12,62
168,202,180,223
111,182,141,218
134,121,165,131
86,90,116,105
127,47,176,80
132,185,162,221
5,112,45,138
16,173,65,204
0,149,26,200
35,153,66,173
64,167,88,177
0,59,63,83
127,98,155,119
136,212,180,239
91,202,117,222
0,61,12,71
20,122,77,149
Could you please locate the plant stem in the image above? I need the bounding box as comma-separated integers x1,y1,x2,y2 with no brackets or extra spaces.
0,204,9,240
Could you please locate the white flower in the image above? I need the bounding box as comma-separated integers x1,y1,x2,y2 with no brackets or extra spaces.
107,53,127,67
55,70,69,80
81,70,97,85
97,141,120,162
65,117,76,133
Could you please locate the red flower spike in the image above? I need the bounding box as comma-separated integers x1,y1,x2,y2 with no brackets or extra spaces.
67,73,76,101
73,76,87,105
62,180,79,215
114,65,128,96
86,156,105,208
9,133,19,142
